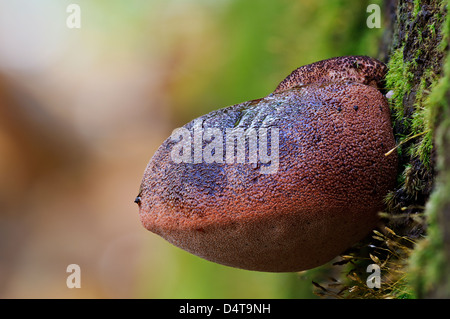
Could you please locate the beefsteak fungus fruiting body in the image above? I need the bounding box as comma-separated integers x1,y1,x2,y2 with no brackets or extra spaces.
136,56,397,272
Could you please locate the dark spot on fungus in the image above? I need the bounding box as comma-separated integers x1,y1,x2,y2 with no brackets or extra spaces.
137,55,397,272
134,196,141,205
354,105,359,111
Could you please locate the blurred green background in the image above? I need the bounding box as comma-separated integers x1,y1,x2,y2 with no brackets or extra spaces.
0,0,382,298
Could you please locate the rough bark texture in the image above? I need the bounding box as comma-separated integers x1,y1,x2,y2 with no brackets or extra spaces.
383,0,450,299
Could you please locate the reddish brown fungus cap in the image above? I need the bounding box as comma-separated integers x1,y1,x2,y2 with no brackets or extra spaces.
136,56,398,272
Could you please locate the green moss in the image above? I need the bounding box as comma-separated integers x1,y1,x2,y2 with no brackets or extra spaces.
409,68,438,168
438,1,450,50
385,48,414,126
407,187,446,297
385,0,446,168
411,1,448,167
407,44,450,298
413,0,421,18
424,60,450,129
385,52,438,169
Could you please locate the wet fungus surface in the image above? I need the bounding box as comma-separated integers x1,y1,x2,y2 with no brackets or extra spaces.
136,56,398,272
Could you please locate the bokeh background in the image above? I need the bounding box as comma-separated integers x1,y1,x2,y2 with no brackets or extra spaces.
0,0,383,298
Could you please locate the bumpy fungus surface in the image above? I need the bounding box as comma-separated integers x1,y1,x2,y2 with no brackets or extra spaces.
136,56,397,272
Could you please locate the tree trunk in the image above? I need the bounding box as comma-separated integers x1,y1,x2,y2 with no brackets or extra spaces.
375,0,450,298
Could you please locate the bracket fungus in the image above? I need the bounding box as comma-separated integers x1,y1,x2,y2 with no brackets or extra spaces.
136,56,398,272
